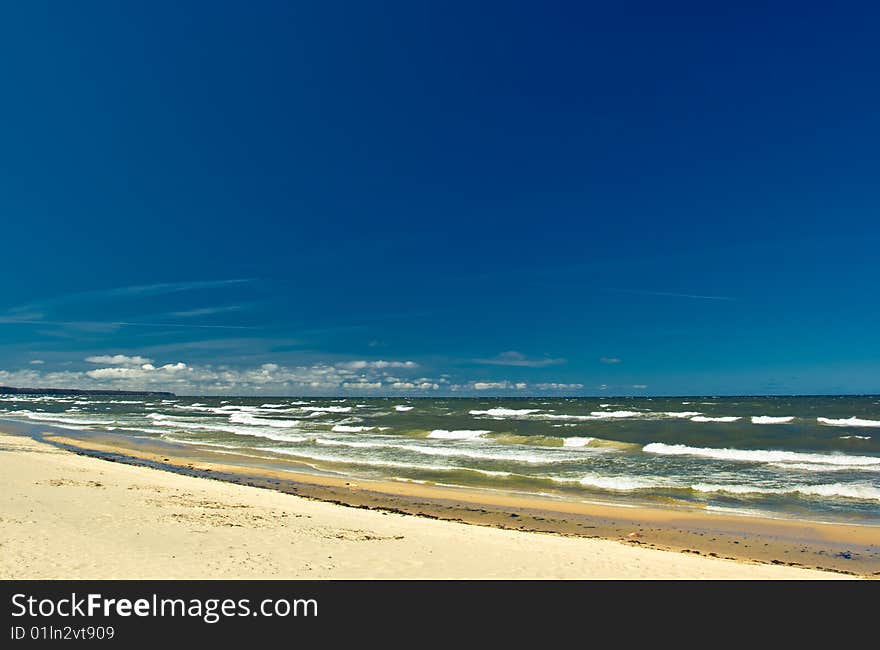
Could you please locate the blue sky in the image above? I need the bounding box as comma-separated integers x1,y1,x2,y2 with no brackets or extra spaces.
1,2,878,396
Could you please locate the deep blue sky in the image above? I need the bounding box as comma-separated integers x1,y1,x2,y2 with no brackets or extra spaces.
1,2,878,395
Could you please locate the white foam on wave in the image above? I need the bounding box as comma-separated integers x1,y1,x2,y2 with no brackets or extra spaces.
146,416,307,442
690,416,741,423
228,412,301,428
331,425,376,433
312,436,590,464
562,437,595,448
817,417,880,428
427,429,491,440
397,444,583,464
394,405,414,412
219,405,262,413
751,416,795,424
469,408,541,417
262,446,513,476
301,406,353,413
590,410,642,418
574,474,677,491
693,482,880,502
693,483,779,495
767,461,878,472
663,411,702,418
643,442,880,467
6,410,109,426
840,435,872,440
315,438,387,449
260,403,288,408
174,404,230,414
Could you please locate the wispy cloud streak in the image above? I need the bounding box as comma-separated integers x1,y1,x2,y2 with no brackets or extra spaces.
602,288,735,301
4,279,255,314
0,319,256,330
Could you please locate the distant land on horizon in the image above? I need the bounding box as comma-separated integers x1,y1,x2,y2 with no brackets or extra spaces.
0,386,176,397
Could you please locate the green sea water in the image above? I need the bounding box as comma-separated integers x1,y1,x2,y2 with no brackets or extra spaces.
3,394,879,524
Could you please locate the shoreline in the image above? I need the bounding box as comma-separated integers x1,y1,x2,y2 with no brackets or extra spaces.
2,423,877,578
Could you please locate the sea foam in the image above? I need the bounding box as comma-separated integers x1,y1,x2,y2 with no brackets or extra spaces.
228,412,301,428
562,437,595,447
643,442,880,467
469,408,541,417
693,482,880,502
751,416,795,424
817,417,880,428
331,425,376,433
427,429,491,440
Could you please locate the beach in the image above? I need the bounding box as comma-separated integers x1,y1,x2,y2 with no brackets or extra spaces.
0,428,868,580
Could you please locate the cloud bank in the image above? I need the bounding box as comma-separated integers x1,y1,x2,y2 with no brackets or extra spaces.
0,355,597,396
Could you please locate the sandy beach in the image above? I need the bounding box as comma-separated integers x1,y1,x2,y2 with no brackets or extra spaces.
0,429,864,580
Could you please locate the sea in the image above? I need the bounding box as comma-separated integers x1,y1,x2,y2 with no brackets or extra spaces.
3,394,879,525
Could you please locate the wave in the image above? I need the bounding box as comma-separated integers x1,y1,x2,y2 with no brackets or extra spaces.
690,416,741,423
260,403,288,408
228,412,302,428
309,437,585,463
817,417,880,428
331,425,376,433
173,404,231,414
573,474,678,491
146,416,308,442
261,446,513,476
562,437,595,448
315,438,388,449
693,482,880,502
394,405,414,412
589,410,642,418
751,416,795,424
427,429,491,440
840,435,872,440
766,462,878,473
5,411,110,426
643,442,880,468
663,411,702,418
300,406,353,413
469,408,542,417
396,444,584,464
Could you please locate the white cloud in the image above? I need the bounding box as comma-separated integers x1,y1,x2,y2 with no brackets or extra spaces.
600,357,622,364
29,360,45,365
473,381,527,391
335,360,418,370
341,382,383,390
536,383,584,390
0,357,580,396
474,351,565,368
632,384,648,389
86,354,153,366
85,362,188,381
